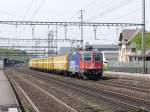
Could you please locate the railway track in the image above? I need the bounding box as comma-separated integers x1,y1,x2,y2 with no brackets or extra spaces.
96,80,150,94
5,70,78,112
12,80,40,112
13,68,150,112
18,67,150,93
18,67,150,94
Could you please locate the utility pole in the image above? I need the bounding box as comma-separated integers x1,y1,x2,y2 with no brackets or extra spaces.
142,0,146,74
32,26,35,58
48,31,51,56
48,30,54,56
35,38,39,57
80,10,84,50
55,26,58,55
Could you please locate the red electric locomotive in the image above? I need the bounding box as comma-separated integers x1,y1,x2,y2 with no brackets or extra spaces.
69,50,103,80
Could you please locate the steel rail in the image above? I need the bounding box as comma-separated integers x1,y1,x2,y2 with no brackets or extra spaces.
12,80,40,112
7,70,78,112
15,68,149,112
97,81,150,93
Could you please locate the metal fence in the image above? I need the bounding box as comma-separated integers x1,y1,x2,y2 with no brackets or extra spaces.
0,60,4,69
108,61,150,74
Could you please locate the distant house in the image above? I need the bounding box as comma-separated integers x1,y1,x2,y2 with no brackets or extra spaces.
118,29,141,62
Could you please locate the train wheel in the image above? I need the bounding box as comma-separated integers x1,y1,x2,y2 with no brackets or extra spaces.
81,73,88,80
95,72,102,80
95,76,101,81
64,71,69,76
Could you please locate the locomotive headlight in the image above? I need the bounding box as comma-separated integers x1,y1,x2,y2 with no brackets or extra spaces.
85,66,88,69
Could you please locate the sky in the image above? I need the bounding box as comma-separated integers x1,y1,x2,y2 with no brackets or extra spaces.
0,0,149,46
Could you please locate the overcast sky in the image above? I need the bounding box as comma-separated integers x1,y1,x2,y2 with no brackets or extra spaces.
0,0,149,46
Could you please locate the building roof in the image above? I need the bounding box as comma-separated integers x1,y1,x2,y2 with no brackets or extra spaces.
119,29,141,44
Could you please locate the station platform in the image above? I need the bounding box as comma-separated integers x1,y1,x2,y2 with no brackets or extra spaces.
104,71,150,81
0,70,19,112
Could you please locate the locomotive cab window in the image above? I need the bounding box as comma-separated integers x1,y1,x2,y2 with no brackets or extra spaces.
94,54,103,61
82,53,91,61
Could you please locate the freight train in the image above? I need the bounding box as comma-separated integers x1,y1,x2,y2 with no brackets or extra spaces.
29,50,103,80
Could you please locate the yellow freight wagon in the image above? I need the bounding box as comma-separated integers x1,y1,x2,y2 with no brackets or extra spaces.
37,59,41,69
43,58,46,70
41,58,45,70
53,55,68,71
34,59,37,68
29,59,38,69
43,58,49,70
35,59,38,69
48,57,53,70
36,58,43,70
33,59,37,68
44,58,48,70
29,59,33,68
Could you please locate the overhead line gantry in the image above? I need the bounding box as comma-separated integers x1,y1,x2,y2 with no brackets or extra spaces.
0,21,143,26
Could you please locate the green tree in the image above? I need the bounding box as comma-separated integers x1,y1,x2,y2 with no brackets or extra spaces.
0,48,28,60
132,32,150,51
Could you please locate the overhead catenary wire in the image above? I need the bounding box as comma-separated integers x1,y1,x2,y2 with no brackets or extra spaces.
81,0,115,21
89,0,133,21
23,0,34,20
85,0,124,21
66,0,98,20
18,0,34,36
86,0,137,21
19,0,47,52
83,0,115,15
82,0,99,10
0,0,148,56
66,0,104,21
65,10,80,21
0,10,14,16
0,10,22,18
30,0,47,19
105,9,141,22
